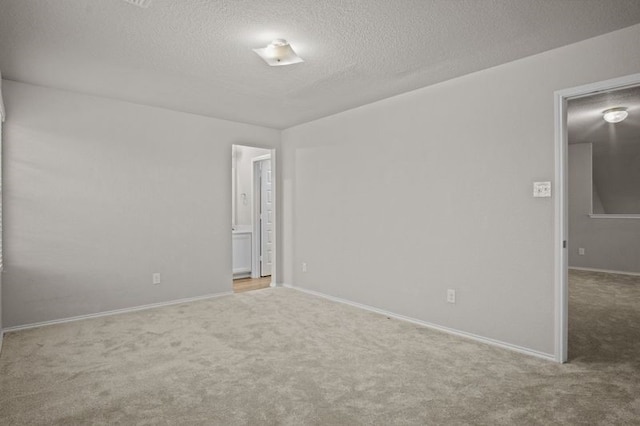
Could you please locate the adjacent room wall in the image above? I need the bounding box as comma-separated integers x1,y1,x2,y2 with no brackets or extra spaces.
1,81,280,328
282,23,640,357
233,145,270,227
568,143,640,273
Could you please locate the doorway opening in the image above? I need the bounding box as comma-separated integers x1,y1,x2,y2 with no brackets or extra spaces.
555,73,640,363
231,144,276,293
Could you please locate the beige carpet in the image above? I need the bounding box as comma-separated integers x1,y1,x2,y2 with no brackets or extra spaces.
0,271,639,425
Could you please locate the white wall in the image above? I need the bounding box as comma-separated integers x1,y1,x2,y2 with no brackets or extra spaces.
282,24,640,357
1,81,280,328
569,143,640,273
233,145,270,227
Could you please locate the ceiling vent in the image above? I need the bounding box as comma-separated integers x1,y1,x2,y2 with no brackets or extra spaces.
122,0,152,8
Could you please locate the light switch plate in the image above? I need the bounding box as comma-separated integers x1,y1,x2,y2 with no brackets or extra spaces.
533,181,551,198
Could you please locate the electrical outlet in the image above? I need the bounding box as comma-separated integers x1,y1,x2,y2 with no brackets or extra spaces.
302,262,307,273
153,273,161,285
578,248,585,256
447,289,456,304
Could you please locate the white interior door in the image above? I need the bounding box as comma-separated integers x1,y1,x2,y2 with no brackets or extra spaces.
260,159,273,276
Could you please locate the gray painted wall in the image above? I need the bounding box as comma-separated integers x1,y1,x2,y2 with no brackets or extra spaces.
2,81,280,328
282,24,640,357
569,143,640,273
592,139,640,214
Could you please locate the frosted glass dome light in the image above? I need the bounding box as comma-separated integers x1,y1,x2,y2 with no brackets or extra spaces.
603,107,628,124
253,39,304,66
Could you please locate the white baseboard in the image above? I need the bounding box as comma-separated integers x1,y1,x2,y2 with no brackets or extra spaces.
285,284,556,362
569,266,640,277
3,291,233,333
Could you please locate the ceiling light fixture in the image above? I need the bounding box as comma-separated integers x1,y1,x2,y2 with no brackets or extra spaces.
253,39,303,66
602,107,628,123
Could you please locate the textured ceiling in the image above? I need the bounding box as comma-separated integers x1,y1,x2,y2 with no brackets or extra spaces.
1,0,640,129
568,86,640,214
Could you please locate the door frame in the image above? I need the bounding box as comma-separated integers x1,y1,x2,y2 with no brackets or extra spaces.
553,72,640,363
251,154,274,283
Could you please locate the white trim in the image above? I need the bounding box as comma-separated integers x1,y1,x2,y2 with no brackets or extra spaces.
270,149,278,288
251,151,277,287
0,71,5,122
0,330,3,354
251,155,259,278
251,154,271,163
251,156,270,279
553,87,568,363
231,145,237,228
588,214,640,219
3,292,233,333
569,266,640,277
588,143,594,216
285,284,555,362
554,72,640,364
